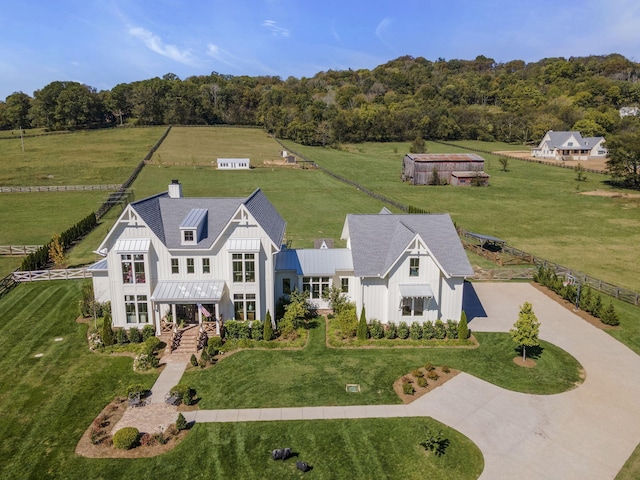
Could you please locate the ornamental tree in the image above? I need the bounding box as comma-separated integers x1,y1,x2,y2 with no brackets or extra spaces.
509,302,540,362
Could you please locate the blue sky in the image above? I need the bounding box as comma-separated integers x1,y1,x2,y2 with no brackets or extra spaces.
1,0,639,100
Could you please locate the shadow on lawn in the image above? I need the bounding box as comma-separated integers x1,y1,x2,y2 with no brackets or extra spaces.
515,345,545,360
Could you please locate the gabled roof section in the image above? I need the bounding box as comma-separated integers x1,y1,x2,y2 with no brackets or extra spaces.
542,131,604,149
128,188,285,250
276,248,353,275
180,208,208,229
343,213,474,278
243,189,286,248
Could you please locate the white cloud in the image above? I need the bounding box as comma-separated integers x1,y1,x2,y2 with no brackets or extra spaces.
375,17,393,50
206,44,239,68
262,20,290,37
128,26,195,65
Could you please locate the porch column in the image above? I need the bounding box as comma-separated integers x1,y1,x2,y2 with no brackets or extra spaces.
172,304,177,327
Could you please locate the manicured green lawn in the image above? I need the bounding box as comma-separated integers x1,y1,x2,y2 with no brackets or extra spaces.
0,281,486,479
184,317,583,410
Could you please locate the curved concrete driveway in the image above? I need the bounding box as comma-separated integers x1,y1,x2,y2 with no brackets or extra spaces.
183,283,640,479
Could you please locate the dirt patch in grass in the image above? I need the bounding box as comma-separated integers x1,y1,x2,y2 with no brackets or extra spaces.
530,283,619,330
579,189,640,199
513,357,536,368
75,397,189,458
393,366,459,404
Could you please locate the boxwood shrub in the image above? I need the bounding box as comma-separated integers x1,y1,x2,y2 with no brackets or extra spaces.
113,427,139,450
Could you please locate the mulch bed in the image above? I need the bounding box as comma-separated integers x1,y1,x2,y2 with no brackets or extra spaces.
393,366,459,404
75,397,189,459
530,283,619,330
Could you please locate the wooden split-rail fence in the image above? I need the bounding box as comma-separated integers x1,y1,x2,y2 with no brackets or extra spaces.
0,245,43,256
0,184,122,193
12,268,92,282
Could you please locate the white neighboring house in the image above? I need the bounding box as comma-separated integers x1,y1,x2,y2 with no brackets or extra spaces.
275,211,474,323
619,107,640,118
531,131,607,160
217,158,250,169
91,180,285,334
92,183,473,334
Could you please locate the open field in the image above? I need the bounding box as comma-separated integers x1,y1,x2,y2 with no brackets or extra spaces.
0,281,488,479
0,126,165,186
282,139,640,292
152,126,283,166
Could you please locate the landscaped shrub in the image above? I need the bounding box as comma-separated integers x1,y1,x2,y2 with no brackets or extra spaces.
264,310,274,341
141,324,155,341
114,328,129,345
170,384,195,406
424,362,435,371
446,320,458,339
384,323,397,339
278,316,297,339
458,311,469,340
397,321,409,339
176,413,188,431
101,310,114,346
591,294,603,318
412,369,424,378
334,303,357,338
427,370,440,381
143,336,161,355
419,427,448,456
88,331,103,351
199,347,210,366
113,427,139,450
402,381,415,395
416,376,427,388
206,340,219,359
434,319,446,340
128,327,142,343
208,336,224,348
250,320,264,340
369,320,384,339
133,353,157,371
442,365,450,373
223,320,250,339
410,321,422,340
422,321,435,340
139,432,156,447
190,354,199,367
600,302,620,326
357,306,369,340
126,384,145,397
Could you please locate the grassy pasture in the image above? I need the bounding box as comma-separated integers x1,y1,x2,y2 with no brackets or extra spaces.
152,126,283,166
0,281,489,479
0,127,165,186
282,140,640,292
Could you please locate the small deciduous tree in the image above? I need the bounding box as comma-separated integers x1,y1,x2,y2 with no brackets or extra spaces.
357,306,368,340
409,135,426,154
48,233,66,267
509,302,540,362
498,157,509,172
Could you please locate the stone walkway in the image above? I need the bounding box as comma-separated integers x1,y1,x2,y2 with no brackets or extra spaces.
112,283,640,479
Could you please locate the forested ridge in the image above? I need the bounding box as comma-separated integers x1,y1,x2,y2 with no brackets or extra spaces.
2,54,640,148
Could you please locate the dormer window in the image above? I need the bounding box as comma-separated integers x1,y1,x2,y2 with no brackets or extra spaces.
180,208,208,245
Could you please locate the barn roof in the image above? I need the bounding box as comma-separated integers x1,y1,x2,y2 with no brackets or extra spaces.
405,153,485,163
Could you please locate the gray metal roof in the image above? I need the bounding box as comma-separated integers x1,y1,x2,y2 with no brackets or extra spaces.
344,213,474,278
151,280,225,302
406,153,485,162
87,258,108,271
399,283,434,298
129,188,285,251
542,131,604,150
275,248,353,275
180,208,208,229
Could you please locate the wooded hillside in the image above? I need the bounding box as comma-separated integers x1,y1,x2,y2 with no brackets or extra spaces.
2,54,639,147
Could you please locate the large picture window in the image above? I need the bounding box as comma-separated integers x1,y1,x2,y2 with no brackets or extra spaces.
121,254,145,284
303,276,330,299
125,295,149,324
232,253,255,283
234,293,256,320
401,297,425,316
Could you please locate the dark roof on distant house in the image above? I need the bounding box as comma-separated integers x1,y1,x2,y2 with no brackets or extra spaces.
342,213,474,278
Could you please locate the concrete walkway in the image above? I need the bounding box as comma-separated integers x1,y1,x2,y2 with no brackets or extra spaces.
121,283,640,479
149,354,189,405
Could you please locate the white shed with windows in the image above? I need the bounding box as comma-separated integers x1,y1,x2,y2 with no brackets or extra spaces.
217,158,250,169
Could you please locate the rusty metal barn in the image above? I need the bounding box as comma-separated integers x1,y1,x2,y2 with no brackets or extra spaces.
401,153,489,186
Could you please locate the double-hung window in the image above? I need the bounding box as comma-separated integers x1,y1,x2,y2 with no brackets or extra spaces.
409,258,419,277
121,254,145,284
232,253,255,283
202,258,210,274
187,258,195,274
125,295,149,323
171,258,179,274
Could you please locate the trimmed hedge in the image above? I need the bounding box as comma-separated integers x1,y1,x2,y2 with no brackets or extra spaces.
113,427,139,450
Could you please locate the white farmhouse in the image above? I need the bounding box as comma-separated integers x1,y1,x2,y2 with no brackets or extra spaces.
217,158,250,169
531,131,606,160
92,182,473,338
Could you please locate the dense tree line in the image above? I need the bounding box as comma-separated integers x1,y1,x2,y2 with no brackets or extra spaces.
2,53,639,151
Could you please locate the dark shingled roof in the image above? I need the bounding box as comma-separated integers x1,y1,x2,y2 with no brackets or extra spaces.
129,188,285,250
344,213,474,278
